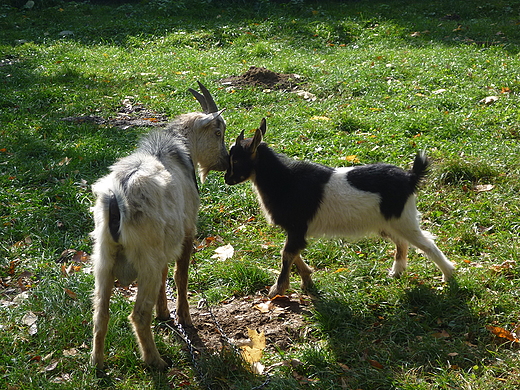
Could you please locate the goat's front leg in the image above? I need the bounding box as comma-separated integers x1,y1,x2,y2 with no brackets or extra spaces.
129,273,166,370
293,254,313,291
269,248,297,298
174,235,193,326
91,268,114,370
155,265,170,321
269,232,307,298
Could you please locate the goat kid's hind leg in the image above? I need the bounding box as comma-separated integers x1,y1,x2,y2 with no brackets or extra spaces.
155,265,170,321
389,240,409,279
130,272,167,370
174,235,193,327
397,227,455,281
91,268,114,370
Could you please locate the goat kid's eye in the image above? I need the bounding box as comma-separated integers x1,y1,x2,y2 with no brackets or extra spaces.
215,130,222,137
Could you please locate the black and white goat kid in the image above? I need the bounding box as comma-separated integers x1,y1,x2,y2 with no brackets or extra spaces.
90,82,228,370
225,118,454,298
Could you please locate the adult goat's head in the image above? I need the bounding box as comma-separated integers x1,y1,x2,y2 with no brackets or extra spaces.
186,82,229,181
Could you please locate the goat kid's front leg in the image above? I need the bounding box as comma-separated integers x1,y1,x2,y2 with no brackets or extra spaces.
269,249,296,298
155,265,170,321
293,254,313,291
174,235,193,327
129,273,167,370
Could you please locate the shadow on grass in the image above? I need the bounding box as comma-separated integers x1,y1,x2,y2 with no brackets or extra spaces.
309,278,494,388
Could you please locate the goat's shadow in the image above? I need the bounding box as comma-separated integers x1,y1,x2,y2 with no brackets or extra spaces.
307,277,490,388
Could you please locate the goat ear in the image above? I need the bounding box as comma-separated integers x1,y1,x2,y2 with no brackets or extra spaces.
251,126,263,152
259,118,267,136
235,130,245,145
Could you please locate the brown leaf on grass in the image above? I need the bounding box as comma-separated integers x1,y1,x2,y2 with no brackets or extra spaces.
432,330,451,339
195,236,224,251
368,359,384,369
64,288,77,300
63,348,78,357
486,325,520,343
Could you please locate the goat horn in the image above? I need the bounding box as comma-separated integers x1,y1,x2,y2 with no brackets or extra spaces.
197,81,219,113
188,87,208,113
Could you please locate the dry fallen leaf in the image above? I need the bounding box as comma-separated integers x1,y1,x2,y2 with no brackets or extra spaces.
64,288,77,300
479,96,499,105
22,311,37,326
253,301,274,313
368,359,384,369
486,325,520,343
240,328,266,372
211,244,234,261
432,330,451,339
474,184,495,193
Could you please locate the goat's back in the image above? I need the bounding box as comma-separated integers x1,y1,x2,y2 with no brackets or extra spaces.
92,151,199,262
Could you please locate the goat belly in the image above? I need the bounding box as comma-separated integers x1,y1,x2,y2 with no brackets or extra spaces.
306,168,386,238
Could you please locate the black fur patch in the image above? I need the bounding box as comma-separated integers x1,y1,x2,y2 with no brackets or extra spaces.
254,144,334,250
346,163,416,219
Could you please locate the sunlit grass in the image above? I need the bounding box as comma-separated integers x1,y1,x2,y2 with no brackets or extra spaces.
1,0,519,389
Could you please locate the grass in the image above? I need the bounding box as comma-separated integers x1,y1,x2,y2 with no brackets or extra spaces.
1,0,519,388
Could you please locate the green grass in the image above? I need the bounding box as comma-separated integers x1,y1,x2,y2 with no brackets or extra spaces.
1,0,520,388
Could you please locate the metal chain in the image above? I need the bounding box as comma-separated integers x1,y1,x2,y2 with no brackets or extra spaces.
164,253,271,390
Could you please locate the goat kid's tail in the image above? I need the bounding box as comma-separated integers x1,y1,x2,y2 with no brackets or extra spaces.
410,152,430,192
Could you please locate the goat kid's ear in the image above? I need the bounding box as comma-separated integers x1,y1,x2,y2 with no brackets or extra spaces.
251,125,264,153
235,130,245,146
259,118,267,136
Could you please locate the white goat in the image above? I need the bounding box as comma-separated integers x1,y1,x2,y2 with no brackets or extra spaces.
90,82,228,370
225,118,455,298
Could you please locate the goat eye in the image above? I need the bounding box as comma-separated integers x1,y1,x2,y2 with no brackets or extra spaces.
215,130,222,137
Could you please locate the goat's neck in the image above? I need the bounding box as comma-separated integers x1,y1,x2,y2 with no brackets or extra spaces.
253,145,291,196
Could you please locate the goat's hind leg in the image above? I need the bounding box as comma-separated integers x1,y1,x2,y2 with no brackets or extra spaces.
91,263,114,370
155,265,170,321
130,271,167,370
388,239,409,279
393,226,455,281
174,235,194,327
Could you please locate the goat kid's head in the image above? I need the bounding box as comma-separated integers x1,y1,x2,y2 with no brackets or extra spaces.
188,82,229,182
225,118,266,185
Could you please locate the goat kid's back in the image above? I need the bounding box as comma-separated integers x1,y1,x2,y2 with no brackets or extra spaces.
225,118,455,298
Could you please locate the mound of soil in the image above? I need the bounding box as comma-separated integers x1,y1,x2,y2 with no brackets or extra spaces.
169,294,314,354
221,66,301,91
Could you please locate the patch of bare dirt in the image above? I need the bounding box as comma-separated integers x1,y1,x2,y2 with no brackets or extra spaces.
61,97,169,129
170,294,315,353
220,66,301,91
